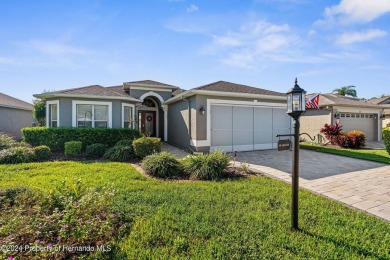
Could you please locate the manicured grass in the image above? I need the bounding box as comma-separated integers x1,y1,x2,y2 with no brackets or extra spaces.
300,143,390,164
1,161,390,259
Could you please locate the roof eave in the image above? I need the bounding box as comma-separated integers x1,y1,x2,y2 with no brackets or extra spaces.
33,93,141,102
0,104,33,111
164,89,286,105
320,103,386,109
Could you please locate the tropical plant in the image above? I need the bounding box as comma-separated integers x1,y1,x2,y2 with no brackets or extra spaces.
142,152,182,178
320,123,343,145
332,85,357,97
104,145,135,162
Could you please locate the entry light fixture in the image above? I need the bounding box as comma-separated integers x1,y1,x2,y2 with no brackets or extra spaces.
334,113,340,119
199,106,206,115
381,114,386,120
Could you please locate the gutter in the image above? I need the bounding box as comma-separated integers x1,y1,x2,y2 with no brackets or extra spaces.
33,93,141,102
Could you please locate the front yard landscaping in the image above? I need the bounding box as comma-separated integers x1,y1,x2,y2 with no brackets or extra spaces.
300,143,390,164
1,161,389,259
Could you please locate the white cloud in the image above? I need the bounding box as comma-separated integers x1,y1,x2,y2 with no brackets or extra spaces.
320,0,390,25
336,29,388,44
22,40,93,56
186,4,198,13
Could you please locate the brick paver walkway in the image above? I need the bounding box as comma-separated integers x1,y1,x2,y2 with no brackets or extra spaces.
236,149,390,222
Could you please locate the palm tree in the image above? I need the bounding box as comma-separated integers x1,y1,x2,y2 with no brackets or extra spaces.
332,85,357,97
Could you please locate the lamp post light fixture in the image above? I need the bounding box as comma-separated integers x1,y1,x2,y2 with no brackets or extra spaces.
286,78,306,231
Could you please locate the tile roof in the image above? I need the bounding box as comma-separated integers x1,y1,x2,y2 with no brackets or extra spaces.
193,81,286,96
307,93,385,108
45,85,130,97
125,80,178,89
366,96,390,104
0,92,33,110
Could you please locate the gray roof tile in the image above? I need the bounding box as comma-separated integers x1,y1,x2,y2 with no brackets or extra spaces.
193,81,286,96
0,92,33,110
307,93,384,108
48,85,130,97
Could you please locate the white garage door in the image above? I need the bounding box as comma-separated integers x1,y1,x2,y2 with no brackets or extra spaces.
339,113,377,141
211,105,291,152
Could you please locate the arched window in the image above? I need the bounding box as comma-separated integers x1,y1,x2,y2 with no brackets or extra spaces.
143,98,156,107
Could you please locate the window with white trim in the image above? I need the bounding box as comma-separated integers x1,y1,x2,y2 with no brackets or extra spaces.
123,105,133,128
77,104,108,128
49,104,58,127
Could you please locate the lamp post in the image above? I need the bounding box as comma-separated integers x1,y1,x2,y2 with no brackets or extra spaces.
286,78,306,231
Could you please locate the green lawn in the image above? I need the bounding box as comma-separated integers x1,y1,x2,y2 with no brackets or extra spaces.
300,143,390,164
1,161,390,259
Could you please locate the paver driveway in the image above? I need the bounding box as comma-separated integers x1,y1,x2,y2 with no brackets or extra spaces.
235,149,390,222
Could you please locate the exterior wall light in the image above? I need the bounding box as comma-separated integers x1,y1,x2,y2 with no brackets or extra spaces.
334,113,340,119
199,106,206,115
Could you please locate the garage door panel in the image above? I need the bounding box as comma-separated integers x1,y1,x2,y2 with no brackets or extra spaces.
233,107,253,151
272,108,291,145
254,107,273,149
339,114,376,141
211,105,233,148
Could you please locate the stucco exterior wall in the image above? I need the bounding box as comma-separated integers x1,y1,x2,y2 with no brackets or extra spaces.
129,89,172,101
300,109,332,142
0,107,32,139
167,96,196,150
46,97,135,128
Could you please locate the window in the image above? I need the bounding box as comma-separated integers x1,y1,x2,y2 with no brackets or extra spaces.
50,104,58,127
341,113,345,118
72,101,112,128
47,100,59,127
351,114,355,118
346,114,350,117
77,104,108,128
122,104,135,128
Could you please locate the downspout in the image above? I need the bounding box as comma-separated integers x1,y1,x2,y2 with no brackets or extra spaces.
182,97,196,153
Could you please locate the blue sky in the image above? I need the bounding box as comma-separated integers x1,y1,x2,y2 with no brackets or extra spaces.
1,0,390,103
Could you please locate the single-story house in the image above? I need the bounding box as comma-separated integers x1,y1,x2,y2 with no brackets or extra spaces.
0,92,33,139
34,80,290,152
301,93,385,142
366,96,390,129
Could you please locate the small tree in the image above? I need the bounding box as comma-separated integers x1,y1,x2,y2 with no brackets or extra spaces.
33,99,46,126
320,122,342,145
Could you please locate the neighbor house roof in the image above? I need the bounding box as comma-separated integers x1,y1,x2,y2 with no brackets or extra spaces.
307,93,386,109
123,80,178,90
366,96,390,105
34,85,141,102
164,80,286,105
0,92,33,111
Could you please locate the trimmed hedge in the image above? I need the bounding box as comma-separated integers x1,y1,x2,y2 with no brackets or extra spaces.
384,128,390,154
104,145,135,162
33,145,51,161
85,143,107,158
133,137,161,158
0,147,35,164
22,127,141,151
65,141,82,156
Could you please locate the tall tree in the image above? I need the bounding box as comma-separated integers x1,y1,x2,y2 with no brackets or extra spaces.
332,85,357,97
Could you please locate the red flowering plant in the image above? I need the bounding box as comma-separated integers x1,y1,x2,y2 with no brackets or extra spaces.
320,122,343,145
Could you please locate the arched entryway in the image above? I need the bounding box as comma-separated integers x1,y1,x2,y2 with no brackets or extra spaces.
138,97,159,137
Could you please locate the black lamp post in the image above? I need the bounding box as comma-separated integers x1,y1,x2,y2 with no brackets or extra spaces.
286,78,306,231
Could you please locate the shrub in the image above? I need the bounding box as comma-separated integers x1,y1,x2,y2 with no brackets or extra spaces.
183,150,230,180
104,145,135,162
142,152,182,178
346,130,366,148
320,122,343,144
0,133,18,150
22,127,141,151
33,145,51,161
115,139,133,147
132,137,161,158
0,146,35,164
85,143,107,158
65,141,82,156
0,181,121,259
383,128,390,154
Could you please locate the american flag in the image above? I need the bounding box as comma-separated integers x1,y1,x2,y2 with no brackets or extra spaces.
306,94,320,110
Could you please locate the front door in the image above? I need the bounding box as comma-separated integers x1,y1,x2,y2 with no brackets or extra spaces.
138,111,156,137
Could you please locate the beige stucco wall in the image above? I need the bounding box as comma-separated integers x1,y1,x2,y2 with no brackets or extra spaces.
0,107,33,139
300,109,332,142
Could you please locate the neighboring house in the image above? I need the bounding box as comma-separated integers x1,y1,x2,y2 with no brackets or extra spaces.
366,96,390,129
0,92,33,139
34,80,290,152
301,93,385,142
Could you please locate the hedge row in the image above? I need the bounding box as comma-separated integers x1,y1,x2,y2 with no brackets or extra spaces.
384,128,390,154
22,127,141,151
